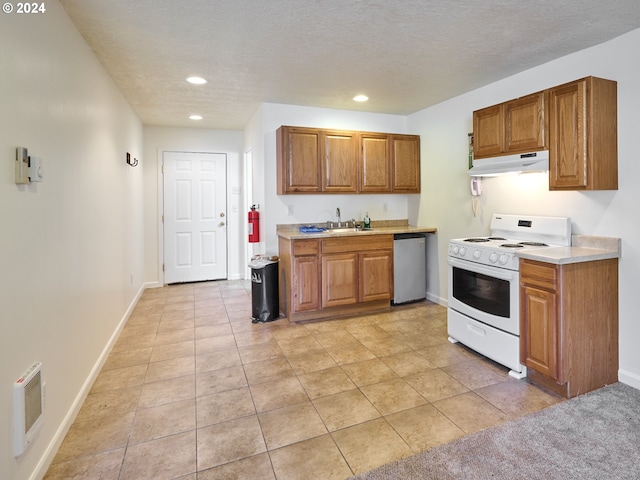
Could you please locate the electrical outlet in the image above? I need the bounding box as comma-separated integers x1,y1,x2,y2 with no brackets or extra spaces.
383,202,388,212
287,205,294,216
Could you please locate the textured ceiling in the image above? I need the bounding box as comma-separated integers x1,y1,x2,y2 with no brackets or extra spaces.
59,0,640,130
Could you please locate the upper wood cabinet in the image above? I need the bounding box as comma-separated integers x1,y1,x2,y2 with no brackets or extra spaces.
472,76,618,190
322,130,358,192
277,126,322,193
391,135,421,192
359,133,391,193
277,126,420,194
473,91,548,159
548,76,618,190
473,105,503,157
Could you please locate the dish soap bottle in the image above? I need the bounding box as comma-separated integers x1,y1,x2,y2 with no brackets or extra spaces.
363,212,371,229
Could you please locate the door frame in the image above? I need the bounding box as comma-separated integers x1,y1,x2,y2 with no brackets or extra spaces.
157,147,229,286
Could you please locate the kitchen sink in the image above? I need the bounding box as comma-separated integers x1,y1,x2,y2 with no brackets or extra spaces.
326,228,373,234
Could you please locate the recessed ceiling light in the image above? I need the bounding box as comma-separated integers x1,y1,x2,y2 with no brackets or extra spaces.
353,94,369,102
186,76,207,85
189,115,203,120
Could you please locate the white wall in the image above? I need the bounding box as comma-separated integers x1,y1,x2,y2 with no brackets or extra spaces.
245,103,415,255
0,2,144,479
142,126,245,284
409,28,640,389
3,6,638,478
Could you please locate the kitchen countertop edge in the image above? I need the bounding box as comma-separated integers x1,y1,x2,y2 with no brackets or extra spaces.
517,235,621,265
277,224,437,240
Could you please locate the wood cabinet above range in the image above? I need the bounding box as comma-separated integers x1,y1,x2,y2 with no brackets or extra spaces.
276,126,420,194
548,76,618,190
472,76,618,190
473,91,548,158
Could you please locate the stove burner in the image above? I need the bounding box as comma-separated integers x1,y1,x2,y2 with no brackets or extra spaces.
488,237,507,241
519,242,548,247
500,243,524,248
464,238,490,243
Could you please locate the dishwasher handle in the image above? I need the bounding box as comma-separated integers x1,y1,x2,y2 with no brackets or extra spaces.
393,233,426,240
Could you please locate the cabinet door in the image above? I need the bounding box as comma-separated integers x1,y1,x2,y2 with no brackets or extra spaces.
548,80,588,189
277,126,321,193
520,285,559,380
549,76,618,191
322,130,358,192
473,105,503,158
359,250,392,302
504,92,547,153
321,253,358,308
292,255,320,312
391,135,420,193
359,134,391,192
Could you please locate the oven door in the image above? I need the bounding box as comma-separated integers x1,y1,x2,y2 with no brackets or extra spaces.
447,256,519,335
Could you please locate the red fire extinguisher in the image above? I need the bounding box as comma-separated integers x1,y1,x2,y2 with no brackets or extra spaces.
248,205,260,243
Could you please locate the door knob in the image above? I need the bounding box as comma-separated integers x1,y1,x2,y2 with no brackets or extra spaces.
219,212,225,217
219,221,226,227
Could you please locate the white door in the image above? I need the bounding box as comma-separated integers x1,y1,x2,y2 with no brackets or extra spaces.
163,151,227,284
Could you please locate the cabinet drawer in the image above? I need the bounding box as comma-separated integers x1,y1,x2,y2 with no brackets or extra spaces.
322,234,393,254
293,239,320,256
520,259,558,291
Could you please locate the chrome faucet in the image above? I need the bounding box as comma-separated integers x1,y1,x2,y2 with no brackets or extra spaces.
336,207,341,227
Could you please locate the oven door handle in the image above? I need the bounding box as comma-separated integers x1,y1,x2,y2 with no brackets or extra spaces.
448,256,518,281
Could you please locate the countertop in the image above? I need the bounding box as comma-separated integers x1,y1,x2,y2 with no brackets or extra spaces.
517,235,621,265
276,220,437,240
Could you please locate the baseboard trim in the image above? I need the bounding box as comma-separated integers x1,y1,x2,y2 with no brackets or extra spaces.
426,291,447,307
31,283,146,480
618,369,640,391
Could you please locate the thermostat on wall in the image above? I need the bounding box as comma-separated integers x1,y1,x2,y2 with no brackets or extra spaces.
15,147,29,184
29,156,43,182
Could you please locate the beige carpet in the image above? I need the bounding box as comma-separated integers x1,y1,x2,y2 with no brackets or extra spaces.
351,383,640,480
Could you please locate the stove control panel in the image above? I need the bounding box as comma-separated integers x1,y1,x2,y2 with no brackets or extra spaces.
448,242,519,270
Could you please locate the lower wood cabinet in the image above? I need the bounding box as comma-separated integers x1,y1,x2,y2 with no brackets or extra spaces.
292,254,320,312
360,250,394,302
520,258,618,398
322,253,358,308
279,234,393,322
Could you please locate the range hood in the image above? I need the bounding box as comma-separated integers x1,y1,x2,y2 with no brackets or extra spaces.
467,150,549,177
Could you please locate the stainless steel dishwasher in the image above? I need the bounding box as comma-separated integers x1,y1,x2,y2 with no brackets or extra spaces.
393,233,427,304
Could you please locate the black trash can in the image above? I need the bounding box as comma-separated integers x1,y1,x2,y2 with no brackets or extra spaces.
249,257,280,323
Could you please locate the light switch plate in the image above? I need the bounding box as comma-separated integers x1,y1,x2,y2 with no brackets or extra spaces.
15,147,30,184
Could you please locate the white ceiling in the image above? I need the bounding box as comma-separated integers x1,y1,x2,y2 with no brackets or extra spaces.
59,0,640,130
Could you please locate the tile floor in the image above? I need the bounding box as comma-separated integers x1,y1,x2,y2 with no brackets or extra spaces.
45,280,563,480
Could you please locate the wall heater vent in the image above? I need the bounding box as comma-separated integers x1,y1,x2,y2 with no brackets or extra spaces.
13,362,44,458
